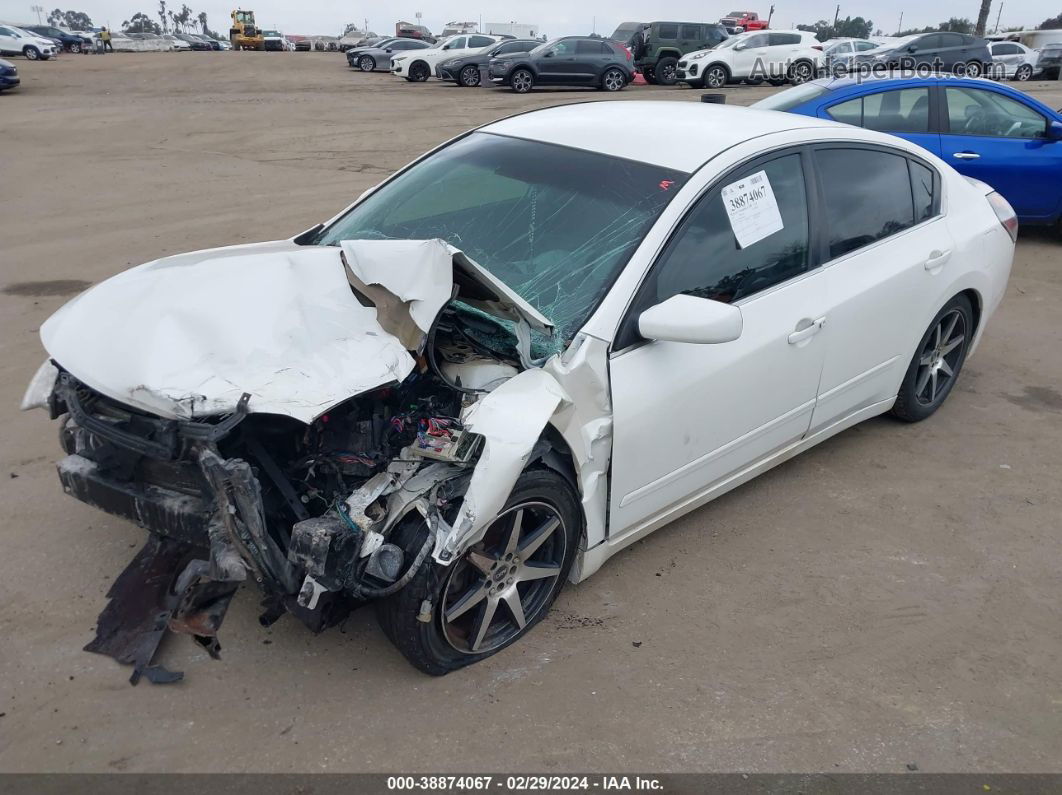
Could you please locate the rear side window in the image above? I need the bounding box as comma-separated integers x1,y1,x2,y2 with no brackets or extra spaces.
469,35,494,48
642,153,811,307
816,148,917,259
992,42,1020,55
826,88,930,133
909,161,937,222
576,39,601,55
680,24,702,39
495,41,527,55
769,33,802,46
939,33,964,47
855,40,878,51
657,24,679,39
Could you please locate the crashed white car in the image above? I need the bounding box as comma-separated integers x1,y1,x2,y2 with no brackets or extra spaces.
24,101,1014,680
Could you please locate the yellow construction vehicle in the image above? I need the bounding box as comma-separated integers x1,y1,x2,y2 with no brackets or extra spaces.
229,8,264,50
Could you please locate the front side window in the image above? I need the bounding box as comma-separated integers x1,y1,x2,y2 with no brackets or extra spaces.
742,34,769,48
637,153,811,313
548,40,576,56
445,37,466,49
816,148,916,259
945,87,1047,139
313,133,687,343
827,88,930,133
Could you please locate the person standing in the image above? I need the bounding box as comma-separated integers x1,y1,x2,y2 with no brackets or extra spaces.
100,27,112,52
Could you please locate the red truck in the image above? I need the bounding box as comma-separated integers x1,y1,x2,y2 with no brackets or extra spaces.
719,11,769,33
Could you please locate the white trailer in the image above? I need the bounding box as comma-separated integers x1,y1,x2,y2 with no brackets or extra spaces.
483,22,540,39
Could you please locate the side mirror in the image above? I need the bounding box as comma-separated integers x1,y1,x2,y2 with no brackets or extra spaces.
906,44,917,53
638,294,743,345
734,42,747,51
543,50,554,57
1046,120,1062,141
385,48,392,52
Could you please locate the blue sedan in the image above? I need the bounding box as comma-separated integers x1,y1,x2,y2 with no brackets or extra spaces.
754,75,1062,226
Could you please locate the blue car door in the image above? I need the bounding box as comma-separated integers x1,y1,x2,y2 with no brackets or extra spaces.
818,85,942,157
938,84,1062,221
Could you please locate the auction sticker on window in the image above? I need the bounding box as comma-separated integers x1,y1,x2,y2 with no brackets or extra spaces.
720,170,784,249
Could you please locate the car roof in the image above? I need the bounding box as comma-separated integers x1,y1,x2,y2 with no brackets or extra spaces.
481,101,844,172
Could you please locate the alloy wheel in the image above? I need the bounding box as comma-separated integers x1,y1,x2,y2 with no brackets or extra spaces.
915,309,966,406
1015,64,1032,81
440,502,567,654
791,62,813,83
358,55,374,71
25,47,39,60
511,69,533,93
706,67,726,88
460,65,480,86
603,69,624,91
965,61,983,78
660,63,677,82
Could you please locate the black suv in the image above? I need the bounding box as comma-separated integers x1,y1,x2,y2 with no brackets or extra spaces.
626,21,729,85
25,25,87,52
856,32,992,76
489,37,634,93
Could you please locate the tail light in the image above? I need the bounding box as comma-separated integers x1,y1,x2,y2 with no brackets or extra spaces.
624,45,632,61
987,191,1018,242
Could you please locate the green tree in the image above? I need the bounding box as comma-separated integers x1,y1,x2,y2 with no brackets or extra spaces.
47,8,94,29
123,11,161,33
941,17,974,33
1038,12,1062,28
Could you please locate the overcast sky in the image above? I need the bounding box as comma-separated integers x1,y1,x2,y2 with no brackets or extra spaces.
2,0,1057,37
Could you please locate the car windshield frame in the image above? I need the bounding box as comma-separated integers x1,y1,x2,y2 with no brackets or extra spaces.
309,131,690,346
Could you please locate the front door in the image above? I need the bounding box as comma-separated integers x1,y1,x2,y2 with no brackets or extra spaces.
609,151,829,536
938,84,1062,220
732,33,771,78
537,39,578,83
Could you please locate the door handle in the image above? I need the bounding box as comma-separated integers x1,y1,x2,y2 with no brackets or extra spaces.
952,152,980,160
924,249,952,271
788,316,827,345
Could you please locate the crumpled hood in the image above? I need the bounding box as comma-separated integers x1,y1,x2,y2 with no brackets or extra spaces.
40,238,551,424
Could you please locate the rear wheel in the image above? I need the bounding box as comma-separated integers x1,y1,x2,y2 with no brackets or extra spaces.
377,469,580,675
357,54,375,71
656,56,679,85
510,68,534,93
963,60,983,78
601,67,626,91
641,67,658,84
69,42,81,53
891,295,973,422
459,64,480,86
1014,64,1033,81
788,60,814,84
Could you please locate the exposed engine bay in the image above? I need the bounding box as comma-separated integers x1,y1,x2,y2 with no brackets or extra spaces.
26,238,612,684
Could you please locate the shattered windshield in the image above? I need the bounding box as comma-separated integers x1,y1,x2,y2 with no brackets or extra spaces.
313,132,688,343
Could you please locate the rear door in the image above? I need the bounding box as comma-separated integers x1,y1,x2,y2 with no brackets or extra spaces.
0,26,20,54
573,38,605,81
809,145,955,430
938,84,1062,220
822,85,941,156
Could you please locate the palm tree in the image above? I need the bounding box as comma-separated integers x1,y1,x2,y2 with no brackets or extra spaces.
158,0,167,32
975,0,992,36
198,11,208,36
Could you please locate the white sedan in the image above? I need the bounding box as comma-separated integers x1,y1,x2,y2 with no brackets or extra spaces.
391,32,500,81
25,102,1014,680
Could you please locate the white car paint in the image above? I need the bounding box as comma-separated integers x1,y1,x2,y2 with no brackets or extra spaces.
681,29,823,86
390,33,500,79
989,41,1040,79
0,25,57,58
30,101,1014,587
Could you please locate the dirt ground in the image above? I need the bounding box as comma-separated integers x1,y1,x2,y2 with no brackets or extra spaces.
1,53,1061,774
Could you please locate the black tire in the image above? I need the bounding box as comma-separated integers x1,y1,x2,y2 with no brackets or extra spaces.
766,77,787,86
509,68,534,93
655,56,679,85
1014,64,1032,81
377,468,581,675
24,46,40,60
788,60,814,84
69,42,81,53
357,54,375,72
641,67,657,84
963,60,983,78
891,294,974,422
408,61,430,81
703,64,728,89
459,64,480,86
601,67,625,91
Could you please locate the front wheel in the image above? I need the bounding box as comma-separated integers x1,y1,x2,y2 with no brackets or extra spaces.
704,64,728,89
459,64,480,86
601,67,626,91
655,56,679,85
408,61,430,82
1014,64,1032,81
357,54,375,71
23,46,40,60
510,68,534,93
377,469,581,675
891,295,973,422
